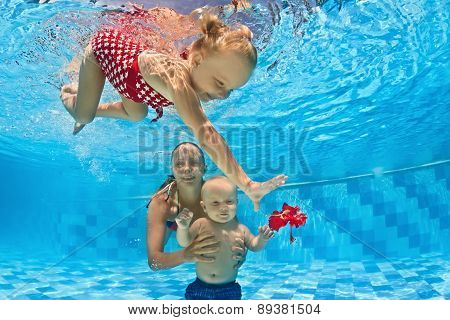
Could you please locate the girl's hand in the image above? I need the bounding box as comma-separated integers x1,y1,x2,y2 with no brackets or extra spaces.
183,232,220,263
231,238,247,269
258,225,275,240
175,208,194,229
244,174,288,211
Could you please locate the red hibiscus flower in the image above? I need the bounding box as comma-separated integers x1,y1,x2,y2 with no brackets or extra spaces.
268,203,308,243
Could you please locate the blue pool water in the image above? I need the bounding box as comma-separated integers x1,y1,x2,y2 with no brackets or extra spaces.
0,0,449,299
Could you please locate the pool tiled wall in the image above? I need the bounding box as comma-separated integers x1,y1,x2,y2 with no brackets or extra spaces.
55,163,450,263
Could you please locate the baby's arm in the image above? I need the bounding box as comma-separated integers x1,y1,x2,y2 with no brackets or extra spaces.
242,225,274,252
175,209,194,247
176,211,206,248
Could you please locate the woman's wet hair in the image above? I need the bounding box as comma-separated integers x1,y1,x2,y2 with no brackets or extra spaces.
190,13,257,68
171,141,206,167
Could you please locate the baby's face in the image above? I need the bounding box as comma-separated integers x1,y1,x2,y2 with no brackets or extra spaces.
190,50,253,103
201,180,237,223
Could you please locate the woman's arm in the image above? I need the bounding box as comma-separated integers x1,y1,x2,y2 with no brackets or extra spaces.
147,195,188,270
147,196,220,270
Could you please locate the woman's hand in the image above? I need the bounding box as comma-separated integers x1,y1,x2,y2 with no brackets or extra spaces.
244,174,288,211
231,238,247,269
183,232,220,263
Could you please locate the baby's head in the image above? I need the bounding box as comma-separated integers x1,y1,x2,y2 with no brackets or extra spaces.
188,13,257,102
200,176,238,223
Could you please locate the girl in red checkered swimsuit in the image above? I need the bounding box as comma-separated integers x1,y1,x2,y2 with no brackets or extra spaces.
60,4,287,210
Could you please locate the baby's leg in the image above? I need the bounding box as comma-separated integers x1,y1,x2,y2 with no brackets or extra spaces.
61,44,106,124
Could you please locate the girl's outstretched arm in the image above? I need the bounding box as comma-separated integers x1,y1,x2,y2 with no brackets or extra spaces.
171,79,287,211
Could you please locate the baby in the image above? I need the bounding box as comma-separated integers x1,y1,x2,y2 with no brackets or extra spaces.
175,176,274,300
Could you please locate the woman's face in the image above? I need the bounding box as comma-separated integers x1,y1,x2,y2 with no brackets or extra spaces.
171,145,205,186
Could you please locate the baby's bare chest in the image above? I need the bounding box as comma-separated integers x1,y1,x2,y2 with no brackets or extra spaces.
205,224,245,251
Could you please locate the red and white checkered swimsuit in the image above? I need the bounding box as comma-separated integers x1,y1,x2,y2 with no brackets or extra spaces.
91,28,187,122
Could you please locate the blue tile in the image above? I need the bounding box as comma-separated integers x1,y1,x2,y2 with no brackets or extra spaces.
425,277,444,284
26,294,51,300
0,283,14,290
372,285,392,291
417,290,441,299
417,269,435,276
426,265,444,272
353,281,371,287
409,235,420,248
360,192,373,205
271,293,294,299
439,204,449,217
397,225,409,238
107,249,118,259
347,181,360,194
313,293,335,300
72,225,86,238
393,174,406,187
406,185,417,197
334,295,356,300
299,288,316,294
428,206,439,219
128,217,139,228
363,264,380,273
86,215,97,226
384,273,402,281
116,227,127,238
440,216,450,229
434,166,446,180
385,214,397,227
36,287,54,293
373,203,385,216
336,278,353,283
417,195,430,209
317,283,335,289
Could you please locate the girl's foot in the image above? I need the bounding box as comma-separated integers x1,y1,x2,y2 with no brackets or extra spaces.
60,83,78,118
73,122,86,135
60,83,86,135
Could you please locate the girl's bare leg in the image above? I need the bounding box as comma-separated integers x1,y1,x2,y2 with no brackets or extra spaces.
95,96,148,122
62,89,148,125
60,45,148,134
60,44,106,125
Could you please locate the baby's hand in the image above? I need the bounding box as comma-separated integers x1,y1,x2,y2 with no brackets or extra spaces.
258,225,275,240
175,208,193,229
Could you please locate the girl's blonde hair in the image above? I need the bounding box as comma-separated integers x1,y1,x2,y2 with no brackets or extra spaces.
190,13,257,68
